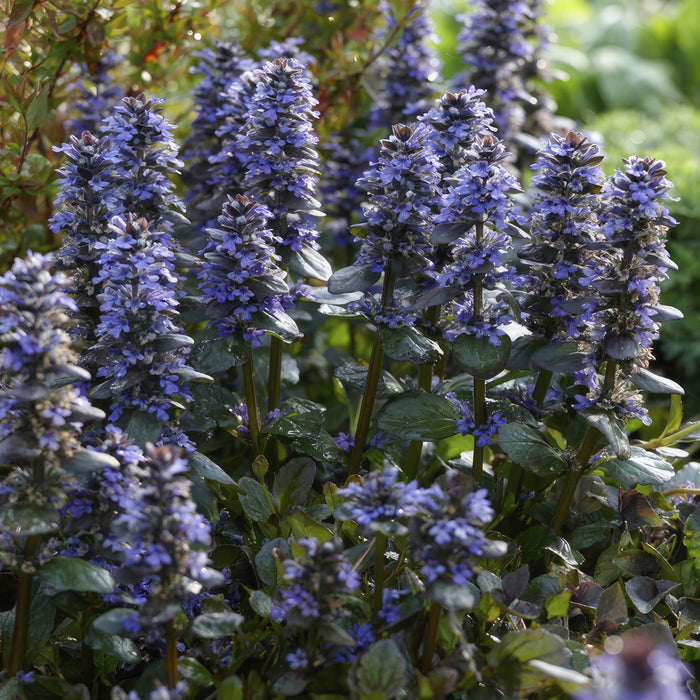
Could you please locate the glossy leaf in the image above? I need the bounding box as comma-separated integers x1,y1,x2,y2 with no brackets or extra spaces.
193,333,249,373
377,391,457,440
38,556,115,595
190,611,244,638
238,477,274,522
498,423,567,476
273,457,316,511
379,324,443,364
599,446,674,488
453,333,511,379
327,264,380,294
625,577,679,614
580,410,631,460
629,368,684,395
531,341,588,372
287,244,332,281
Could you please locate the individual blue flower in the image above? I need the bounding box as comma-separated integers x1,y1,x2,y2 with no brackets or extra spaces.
198,194,297,348
520,131,605,342
286,648,309,670
369,2,442,128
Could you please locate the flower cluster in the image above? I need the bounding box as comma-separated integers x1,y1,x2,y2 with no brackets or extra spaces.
588,156,679,367
271,537,362,666
447,394,506,447
420,87,495,177
335,464,439,535
520,131,605,342
108,444,223,631
455,0,551,146
183,39,255,227
237,57,326,277
410,471,495,588
354,123,440,277
90,216,194,440
66,50,125,136
575,632,691,700
50,132,117,346
369,2,441,128
198,194,296,347
434,133,521,340
0,253,114,569
100,93,188,239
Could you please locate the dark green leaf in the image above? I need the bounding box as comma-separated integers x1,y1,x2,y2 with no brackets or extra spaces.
179,656,214,687
272,672,309,696
255,310,301,343
580,410,631,460
602,332,639,360
273,457,316,511
26,87,48,131
238,477,274,522
327,265,381,294
0,501,59,536
432,221,469,244
218,676,244,700
531,342,588,372
189,451,235,485
125,411,162,447
409,285,461,311
150,333,194,352
348,639,409,699
625,577,679,614
428,581,479,610
498,423,567,476
264,398,326,439
255,537,290,586
294,431,343,461
8,0,37,26
683,510,700,577
628,368,684,395
63,448,120,474
335,363,403,397
287,245,332,281
193,333,249,373
379,325,443,364
489,629,570,695
190,611,243,638
377,390,457,440
453,334,511,379
596,583,628,627
545,538,584,566
84,626,140,663
249,590,273,618
92,608,136,636
599,446,674,488
39,556,115,594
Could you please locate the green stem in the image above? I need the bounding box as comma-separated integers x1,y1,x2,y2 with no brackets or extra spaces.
268,335,283,414
472,222,486,483
8,535,39,676
80,609,94,688
166,621,179,690
243,354,261,457
421,601,442,673
373,532,387,613
405,361,436,481
551,360,618,533
349,271,396,475
532,369,554,409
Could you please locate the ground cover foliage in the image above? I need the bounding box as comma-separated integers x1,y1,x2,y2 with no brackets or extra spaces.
0,0,699,698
